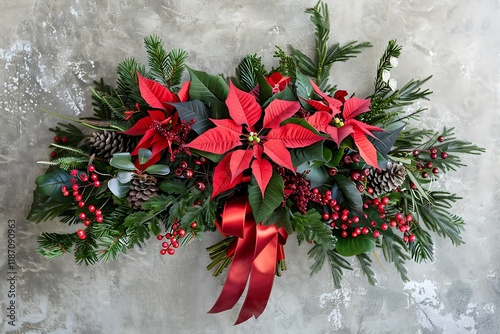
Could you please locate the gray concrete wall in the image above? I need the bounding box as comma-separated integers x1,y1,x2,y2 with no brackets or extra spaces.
1,0,499,333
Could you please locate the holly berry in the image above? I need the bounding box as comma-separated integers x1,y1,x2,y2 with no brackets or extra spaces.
195,182,206,191
430,147,438,154
373,230,380,238
343,155,352,164
93,181,101,187
167,248,175,255
174,168,183,177
361,227,369,235
53,135,60,142
341,231,348,238
96,216,104,223
409,234,416,242
425,162,433,169
441,152,448,159
50,151,57,158
95,209,102,216
88,205,96,212
75,195,83,201
157,235,163,240
381,223,389,230
322,212,330,220
78,201,86,208
178,229,186,237
412,150,419,157
72,184,79,191
190,222,197,229
88,165,95,172
79,212,86,220
183,168,194,178
421,172,429,178
83,220,91,226
438,136,444,142
91,174,99,181
179,161,188,169
160,249,167,255
432,167,439,174
430,153,438,159
77,229,86,240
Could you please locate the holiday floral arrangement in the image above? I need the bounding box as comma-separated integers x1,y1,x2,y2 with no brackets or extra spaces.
28,1,484,325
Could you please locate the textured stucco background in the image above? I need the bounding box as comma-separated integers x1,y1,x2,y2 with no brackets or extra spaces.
1,0,499,333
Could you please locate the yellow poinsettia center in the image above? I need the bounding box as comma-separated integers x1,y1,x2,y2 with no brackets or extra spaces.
246,131,261,144
333,117,344,128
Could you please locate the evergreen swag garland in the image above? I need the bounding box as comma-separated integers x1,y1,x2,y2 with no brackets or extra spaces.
29,1,484,323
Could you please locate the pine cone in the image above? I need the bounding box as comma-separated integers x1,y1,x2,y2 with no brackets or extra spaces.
367,161,407,195
127,174,159,210
88,131,137,160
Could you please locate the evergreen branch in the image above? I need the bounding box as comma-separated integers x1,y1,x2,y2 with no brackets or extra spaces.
324,41,372,65
374,40,402,94
292,209,335,247
236,54,266,91
408,225,434,262
116,58,147,105
356,253,378,286
273,46,297,79
74,228,99,265
91,78,117,119
49,143,89,156
381,234,410,282
27,191,76,223
90,86,128,119
144,35,188,89
326,249,352,288
308,243,329,275
37,157,89,170
36,232,76,258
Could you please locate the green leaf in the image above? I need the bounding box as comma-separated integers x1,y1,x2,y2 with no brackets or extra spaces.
138,148,152,165
141,194,175,213
170,100,212,135
109,157,136,171
290,141,325,166
356,253,378,286
256,73,273,105
332,174,363,213
369,126,404,159
186,66,229,119
326,250,352,288
117,171,134,183
159,178,188,195
336,234,375,256
295,70,314,109
144,164,171,175
107,178,130,198
297,164,329,188
35,169,73,202
248,172,284,223
148,216,161,236
292,209,334,246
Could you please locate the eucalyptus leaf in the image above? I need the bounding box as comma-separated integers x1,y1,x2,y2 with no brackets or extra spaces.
117,171,134,183
109,157,136,171
108,178,131,198
144,164,171,175
138,148,152,165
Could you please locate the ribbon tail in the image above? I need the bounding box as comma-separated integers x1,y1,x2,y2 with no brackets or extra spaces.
235,224,279,324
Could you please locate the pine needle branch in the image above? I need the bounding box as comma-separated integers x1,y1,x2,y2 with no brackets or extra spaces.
326,249,352,288
356,253,378,286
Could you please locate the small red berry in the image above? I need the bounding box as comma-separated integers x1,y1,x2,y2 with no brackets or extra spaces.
381,223,389,230
352,216,360,224
343,155,352,164
75,195,82,201
53,135,60,142
405,214,413,223
157,235,163,240
91,174,99,181
190,222,197,229
195,182,206,191
390,220,397,227
78,201,85,208
96,216,104,223
63,191,70,197
95,209,102,216
88,205,96,212
179,161,188,169
409,234,416,242
352,153,361,163
341,231,348,238
432,167,439,174
165,233,172,239
50,151,57,158
328,168,338,176
431,153,438,159
410,182,417,190
172,242,179,248
175,168,183,177
183,168,194,179
330,222,336,228
162,242,169,249
356,183,365,193
381,197,390,205
160,249,167,255
412,150,419,157
167,248,175,255
403,235,409,242
79,212,86,220
441,152,448,159
373,230,380,238
61,136,68,143
361,227,369,235
351,232,358,238
438,136,444,142
322,212,330,220
425,162,433,169
93,181,100,187
367,187,374,194
421,172,429,178
72,184,79,191
83,220,91,226
77,229,86,239
430,147,438,154
88,165,95,172
178,229,186,237
61,185,67,193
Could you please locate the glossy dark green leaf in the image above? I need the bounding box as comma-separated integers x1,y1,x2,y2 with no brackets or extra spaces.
35,169,73,202
369,125,404,158
169,100,213,135
187,66,229,119
290,141,325,167
297,164,329,188
332,174,363,213
336,234,375,256
248,172,284,223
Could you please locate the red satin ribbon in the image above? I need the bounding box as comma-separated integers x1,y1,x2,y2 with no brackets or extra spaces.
209,196,287,325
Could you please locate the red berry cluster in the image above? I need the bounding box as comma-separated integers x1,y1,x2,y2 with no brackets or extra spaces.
61,165,103,240
276,167,314,214
412,136,448,179
50,135,68,158
363,197,416,243
156,221,196,255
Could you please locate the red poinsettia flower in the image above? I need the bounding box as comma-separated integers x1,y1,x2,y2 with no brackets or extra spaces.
304,79,382,168
265,72,291,94
121,73,190,165
186,82,324,198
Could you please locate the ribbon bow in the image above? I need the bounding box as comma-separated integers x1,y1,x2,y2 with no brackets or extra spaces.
208,196,287,324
